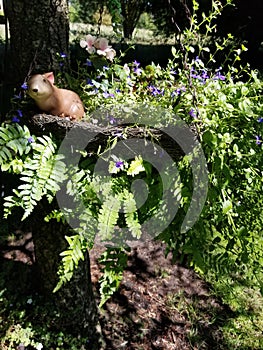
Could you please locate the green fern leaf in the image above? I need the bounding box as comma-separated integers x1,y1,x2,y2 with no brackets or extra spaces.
123,191,142,239
98,195,121,240
54,235,86,292
0,124,32,169
3,134,67,219
98,247,129,307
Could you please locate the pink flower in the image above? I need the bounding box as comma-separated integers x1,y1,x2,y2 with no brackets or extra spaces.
105,48,116,61
80,34,96,54
80,34,116,61
94,37,108,51
95,37,116,61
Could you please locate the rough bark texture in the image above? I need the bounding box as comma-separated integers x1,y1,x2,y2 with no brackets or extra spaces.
27,113,192,161
3,4,105,346
5,0,69,86
31,198,104,349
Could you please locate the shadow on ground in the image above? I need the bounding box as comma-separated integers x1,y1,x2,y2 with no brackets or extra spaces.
0,232,236,349
90,240,235,350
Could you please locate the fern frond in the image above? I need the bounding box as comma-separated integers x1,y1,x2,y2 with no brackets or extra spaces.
97,195,121,240
123,190,142,239
0,124,32,172
4,135,67,220
77,209,97,247
54,235,86,292
98,247,128,307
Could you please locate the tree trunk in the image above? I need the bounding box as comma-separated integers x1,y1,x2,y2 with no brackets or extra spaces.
4,3,104,347
121,0,146,39
5,0,70,86
31,199,104,349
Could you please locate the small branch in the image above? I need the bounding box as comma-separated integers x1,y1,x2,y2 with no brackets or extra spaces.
27,114,191,161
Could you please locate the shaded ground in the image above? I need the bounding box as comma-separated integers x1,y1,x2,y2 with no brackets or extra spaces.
0,231,232,350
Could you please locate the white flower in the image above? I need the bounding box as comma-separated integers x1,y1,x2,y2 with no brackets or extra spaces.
123,63,130,75
36,343,43,350
105,48,116,62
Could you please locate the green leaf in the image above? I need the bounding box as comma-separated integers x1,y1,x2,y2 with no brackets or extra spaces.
127,155,145,176
222,199,232,214
98,195,121,240
171,46,178,58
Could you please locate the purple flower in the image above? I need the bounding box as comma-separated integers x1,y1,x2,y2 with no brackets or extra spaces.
214,67,226,81
27,136,34,143
85,59,93,67
86,78,93,85
109,116,117,124
21,82,28,90
189,108,197,118
170,69,177,75
133,60,140,67
191,67,209,83
171,86,186,98
214,72,226,81
255,135,262,145
257,117,263,123
190,67,201,80
148,85,164,96
60,53,67,58
13,93,22,99
191,72,201,79
201,70,209,80
103,65,109,70
103,91,115,98
113,131,123,138
12,116,20,123
133,67,143,75
17,109,23,118
115,161,124,168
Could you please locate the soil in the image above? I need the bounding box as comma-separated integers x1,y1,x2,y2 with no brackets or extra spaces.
0,231,231,350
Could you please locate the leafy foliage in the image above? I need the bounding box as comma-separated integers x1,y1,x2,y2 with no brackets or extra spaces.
122,190,141,239
73,0,262,297
1,0,262,316
54,234,86,292
0,123,32,173
97,195,122,240
98,246,129,307
3,134,67,220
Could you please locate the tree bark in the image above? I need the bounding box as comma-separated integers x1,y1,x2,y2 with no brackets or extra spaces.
4,3,104,347
5,0,70,86
121,0,146,39
31,198,104,349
